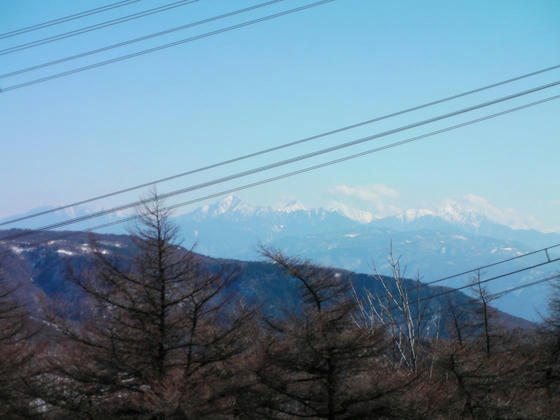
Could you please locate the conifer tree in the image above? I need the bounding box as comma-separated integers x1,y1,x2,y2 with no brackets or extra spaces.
0,250,40,418
43,193,252,418
240,247,408,419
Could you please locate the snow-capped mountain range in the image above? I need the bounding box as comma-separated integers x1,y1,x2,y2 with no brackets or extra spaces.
158,196,560,322
2,195,559,321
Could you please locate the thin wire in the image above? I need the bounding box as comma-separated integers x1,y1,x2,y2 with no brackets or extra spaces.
0,0,335,93
0,0,201,56
0,0,287,79
413,273,560,328
405,243,560,293
2,92,558,243
17,83,560,229
418,257,560,303
0,0,140,40
372,273,560,331
4,71,558,228
490,274,560,300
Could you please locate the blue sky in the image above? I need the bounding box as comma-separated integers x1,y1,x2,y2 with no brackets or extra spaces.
1,0,559,231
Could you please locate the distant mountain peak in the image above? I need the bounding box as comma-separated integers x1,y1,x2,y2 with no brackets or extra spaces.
394,201,488,229
276,200,307,213
327,202,375,224
188,195,262,219
437,201,485,228
214,195,241,215
399,208,436,222
212,195,260,217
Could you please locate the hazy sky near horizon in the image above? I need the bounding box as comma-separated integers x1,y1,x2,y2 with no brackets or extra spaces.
1,0,559,231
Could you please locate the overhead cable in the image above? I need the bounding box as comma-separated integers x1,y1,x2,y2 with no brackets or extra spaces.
371,272,560,332
7,81,560,230
365,264,560,329
0,0,200,56
2,74,559,228
406,242,560,293
0,0,287,80
2,92,558,242
0,0,336,92
490,274,560,300
0,0,140,40
417,257,560,304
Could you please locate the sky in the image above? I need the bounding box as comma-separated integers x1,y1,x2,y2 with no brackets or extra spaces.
1,0,559,232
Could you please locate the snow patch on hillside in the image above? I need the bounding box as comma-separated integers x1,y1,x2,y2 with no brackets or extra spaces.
56,249,74,256
10,246,27,254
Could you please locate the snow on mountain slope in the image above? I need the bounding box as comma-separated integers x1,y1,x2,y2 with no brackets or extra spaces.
168,196,560,321
276,200,307,213
327,202,375,223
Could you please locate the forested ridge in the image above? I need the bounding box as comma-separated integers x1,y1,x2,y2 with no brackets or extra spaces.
0,197,558,419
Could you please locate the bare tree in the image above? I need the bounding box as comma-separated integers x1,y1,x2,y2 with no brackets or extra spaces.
442,295,469,347
427,271,529,419
353,247,437,375
469,269,498,357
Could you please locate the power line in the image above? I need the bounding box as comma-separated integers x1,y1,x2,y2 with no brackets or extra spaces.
406,243,560,293
0,0,200,56
0,0,140,40
2,92,558,243
0,0,335,92
0,0,287,80
18,83,560,227
356,246,560,325
490,274,560,300
409,273,560,328
418,257,560,304
2,74,559,228
368,272,560,332
134,95,560,224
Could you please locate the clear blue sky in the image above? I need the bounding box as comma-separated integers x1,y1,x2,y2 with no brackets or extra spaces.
1,0,559,230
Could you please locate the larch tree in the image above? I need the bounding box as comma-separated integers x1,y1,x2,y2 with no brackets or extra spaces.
537,277,560,404
0,249,41,418
239,247,409,420
41,192,253,418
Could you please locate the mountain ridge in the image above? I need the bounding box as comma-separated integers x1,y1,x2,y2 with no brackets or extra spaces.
0,228,536,333
2,196,559,321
